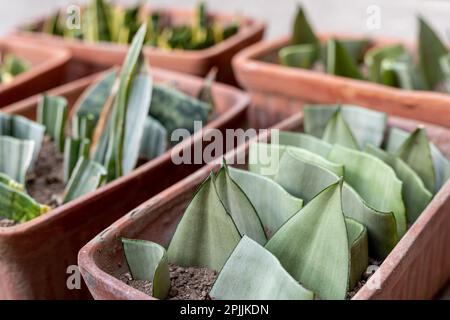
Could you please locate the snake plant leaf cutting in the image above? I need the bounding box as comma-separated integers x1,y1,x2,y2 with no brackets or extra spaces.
197,67,218,108
265,179,350,300
0,179,49,223
418,17,448,90
37,95,68,153
210,236,314,300
322,108,359,149
139,116,167,161
328,145,407,238
0,112,45,167
63,137,91,183
251,141,397,259
214,165,267,245
303,105,387,149
365,144,433,223
277,131,331,157
0,53,30,84
0,173,24,191
0,136,34,184
167,172,242,271
326,39,363,80
227,166,303,238
122,238,171,300
31,0,239,50
63,157,107,203
279,7,450,93
386,127,450,194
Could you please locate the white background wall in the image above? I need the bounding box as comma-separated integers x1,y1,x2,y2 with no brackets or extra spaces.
1,0,450,43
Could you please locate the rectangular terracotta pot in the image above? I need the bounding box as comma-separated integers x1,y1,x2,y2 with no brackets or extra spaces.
0,67,249,300
0,37,71,108
78,112,450,300
232,35,450,128
15,7,265,86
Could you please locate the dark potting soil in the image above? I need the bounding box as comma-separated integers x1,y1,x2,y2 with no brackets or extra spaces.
26,136,64,207
122,264,218,300
347,258,382,299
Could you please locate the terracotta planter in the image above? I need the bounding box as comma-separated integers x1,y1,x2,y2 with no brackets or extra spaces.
233,35,450,128
78,111,450,300
0,37,70,108
15,7,265,86
0,68,249,300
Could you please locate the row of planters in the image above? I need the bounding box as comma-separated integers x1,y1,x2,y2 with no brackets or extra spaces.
0,2,450,300
78,105,450,300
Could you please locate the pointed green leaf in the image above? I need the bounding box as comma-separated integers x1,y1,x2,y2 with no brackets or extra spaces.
0,136,33,184
227,166,303,238
122,238,170,299
322,108,359,149
326,39,363,79
278,44,319,69
277,131,331,157
346,218,369,290
266,180,349,300
329,145,407,237
304,105,387,148
292,6,319,48
104,23,147,180
210,236,314,300
139,116,168,160
63,157,107,203
83,0,111,42
0,112,45,167
366,144,433,223
37,95,68,152
122,61,153,174
418,17,448,89
214,165,267,245
167,173,241,271
364,44,407,83
439,53,450,92
197,67,217,109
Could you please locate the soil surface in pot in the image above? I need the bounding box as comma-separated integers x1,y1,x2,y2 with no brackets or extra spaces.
121,264,217,300
347,258,382,299
26,136,64,206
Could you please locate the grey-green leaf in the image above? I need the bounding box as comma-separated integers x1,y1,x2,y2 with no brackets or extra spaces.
277,131,331,157
139,116,168,160
266,180,349,300
122,238,170,299
365,144,433,223
214,165,267,245
0,112,45,167
278,44,319,69
37,94,68,152
63,157,107,203
227,166,304,238
167,173,241,271
210,236,314,300
328,144,407,237
304,105,387,149
346,218,369,290
0,136,34,184
364,44,407,83
322,108,359,149
122,61,153,174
